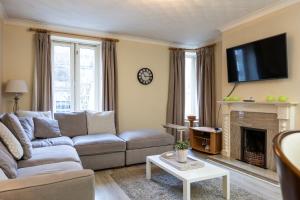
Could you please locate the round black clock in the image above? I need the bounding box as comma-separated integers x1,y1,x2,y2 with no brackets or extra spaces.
137,68,153,85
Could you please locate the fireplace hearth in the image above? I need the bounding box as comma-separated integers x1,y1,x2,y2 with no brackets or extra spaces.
240,127,266,168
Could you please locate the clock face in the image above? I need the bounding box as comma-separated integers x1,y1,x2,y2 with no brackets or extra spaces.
137,68,153,85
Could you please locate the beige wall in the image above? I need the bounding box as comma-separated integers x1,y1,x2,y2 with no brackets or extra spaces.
117,40,169,132
2,24,35,112
1,24,169,132
221,3,300,128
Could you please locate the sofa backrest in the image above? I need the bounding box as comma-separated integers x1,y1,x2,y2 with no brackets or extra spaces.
54,112,87,137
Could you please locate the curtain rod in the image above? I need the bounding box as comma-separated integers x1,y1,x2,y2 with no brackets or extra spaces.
169,43,215,51
29,28,119,42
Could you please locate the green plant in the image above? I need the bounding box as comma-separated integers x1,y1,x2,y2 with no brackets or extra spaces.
175,141,189,150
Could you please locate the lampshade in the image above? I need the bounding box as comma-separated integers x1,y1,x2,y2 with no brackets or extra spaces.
5,80,28,94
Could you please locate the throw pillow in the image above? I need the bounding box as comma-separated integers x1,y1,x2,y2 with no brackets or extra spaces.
86,111,116,134
0,122,23,160
0,140,18,178
33,117,62,138
18,117,35,141
16,110,52,119
1,113,33,160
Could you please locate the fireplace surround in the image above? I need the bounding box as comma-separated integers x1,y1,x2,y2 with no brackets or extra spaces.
219,101,298,171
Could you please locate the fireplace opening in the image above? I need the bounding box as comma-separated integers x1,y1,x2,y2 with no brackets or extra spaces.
240,127,267,168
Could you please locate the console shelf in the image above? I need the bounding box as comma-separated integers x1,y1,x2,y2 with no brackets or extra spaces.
190,127,222,155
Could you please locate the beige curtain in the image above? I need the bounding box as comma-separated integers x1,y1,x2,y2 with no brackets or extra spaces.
102,40,118,130
196,46,216,127
32,32,53,112
166,49,185,137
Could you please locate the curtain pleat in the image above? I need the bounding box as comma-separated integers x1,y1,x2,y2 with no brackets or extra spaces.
102,40,118,131
166,49,185,138
32,32,53,112
196,46,216,127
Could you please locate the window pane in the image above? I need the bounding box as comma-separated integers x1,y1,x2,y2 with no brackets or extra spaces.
79,47,97,111
53,45,72,113
185,52,198,119
52,41,100,113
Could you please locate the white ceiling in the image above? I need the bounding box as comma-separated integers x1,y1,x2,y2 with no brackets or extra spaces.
0,0,289,46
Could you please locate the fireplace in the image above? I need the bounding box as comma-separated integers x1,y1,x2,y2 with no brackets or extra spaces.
240,127,267,168
223,101,298,171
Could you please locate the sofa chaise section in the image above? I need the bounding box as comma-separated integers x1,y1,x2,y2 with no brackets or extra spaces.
119,129,175,165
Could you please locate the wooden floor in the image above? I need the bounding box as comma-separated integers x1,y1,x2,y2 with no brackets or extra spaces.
95,169,130,200
94,152,282,200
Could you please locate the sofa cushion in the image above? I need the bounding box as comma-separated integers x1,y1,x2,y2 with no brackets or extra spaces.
18,117,35,141
33,117,61,138
1,113,33,159
17,161,82,178
86,111,116,135
16,110,52,119
54,112,87,137
0,122,23,160
118,129,175,150
18,145,81,168
72,134,126,156
0,141,18,178
31,136,74,148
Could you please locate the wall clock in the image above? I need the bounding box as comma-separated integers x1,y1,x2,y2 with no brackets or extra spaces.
137,68,153,85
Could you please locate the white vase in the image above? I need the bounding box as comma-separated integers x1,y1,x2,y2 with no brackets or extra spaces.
176,149,188,163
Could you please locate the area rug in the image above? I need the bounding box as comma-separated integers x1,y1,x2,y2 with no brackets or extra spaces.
111,165,265,200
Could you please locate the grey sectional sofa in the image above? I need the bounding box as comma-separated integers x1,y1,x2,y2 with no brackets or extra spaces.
52,112,175,170
0,144,95,200
0,111,174,200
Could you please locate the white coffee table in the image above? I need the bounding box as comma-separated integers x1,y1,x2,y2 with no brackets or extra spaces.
146,155,230,200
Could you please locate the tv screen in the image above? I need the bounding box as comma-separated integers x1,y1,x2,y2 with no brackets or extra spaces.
226,33,288,83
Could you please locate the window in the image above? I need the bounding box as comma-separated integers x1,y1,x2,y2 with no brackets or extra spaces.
52,40,101,113
185,52,198,119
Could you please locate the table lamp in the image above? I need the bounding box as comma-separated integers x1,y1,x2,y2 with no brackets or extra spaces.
5,80,28,113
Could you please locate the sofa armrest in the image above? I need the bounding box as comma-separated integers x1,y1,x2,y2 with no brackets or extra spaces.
0,169,95,200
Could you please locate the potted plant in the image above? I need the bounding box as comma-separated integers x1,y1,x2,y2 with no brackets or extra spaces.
175,141,189,163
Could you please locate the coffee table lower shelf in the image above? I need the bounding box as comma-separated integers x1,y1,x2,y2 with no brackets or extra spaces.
146,155,230,200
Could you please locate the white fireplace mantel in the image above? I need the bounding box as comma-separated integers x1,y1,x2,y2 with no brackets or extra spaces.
218,101,298,157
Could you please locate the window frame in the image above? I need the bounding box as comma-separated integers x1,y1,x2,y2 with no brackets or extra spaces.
51,41,75,112
74,43,101,111
51,40,101,113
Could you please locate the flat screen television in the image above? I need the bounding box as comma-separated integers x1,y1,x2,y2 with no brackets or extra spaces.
226,33,288,83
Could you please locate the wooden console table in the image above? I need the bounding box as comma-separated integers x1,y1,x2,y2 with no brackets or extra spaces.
190,127,222,154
